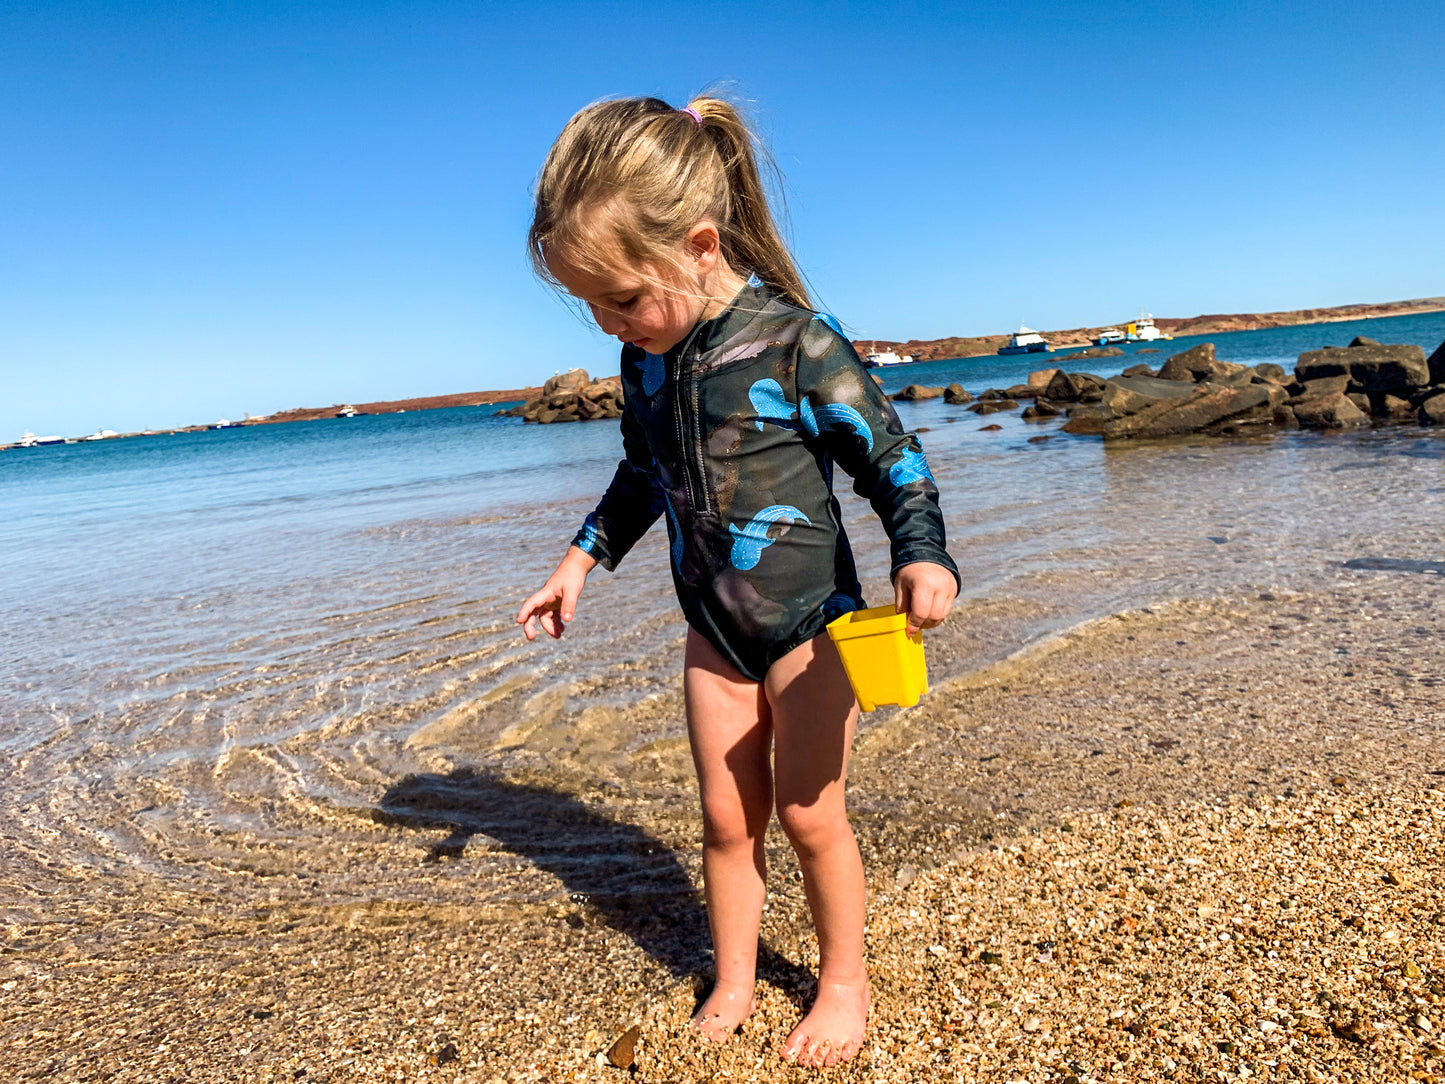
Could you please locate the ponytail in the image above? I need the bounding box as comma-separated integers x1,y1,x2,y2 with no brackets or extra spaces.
687,98,811,310
530,94,812,312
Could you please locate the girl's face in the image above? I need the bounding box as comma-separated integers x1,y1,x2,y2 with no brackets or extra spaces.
549,255,704,356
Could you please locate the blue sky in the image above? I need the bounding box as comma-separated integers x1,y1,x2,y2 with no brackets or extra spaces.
3,1,1442,438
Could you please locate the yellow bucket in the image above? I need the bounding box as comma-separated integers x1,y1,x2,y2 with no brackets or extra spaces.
826,605,929,712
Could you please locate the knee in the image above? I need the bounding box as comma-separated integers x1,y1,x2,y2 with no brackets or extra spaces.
776,800,850,858
701,795,767,852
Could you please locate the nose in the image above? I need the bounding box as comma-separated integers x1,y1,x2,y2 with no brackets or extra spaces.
590,303,627,339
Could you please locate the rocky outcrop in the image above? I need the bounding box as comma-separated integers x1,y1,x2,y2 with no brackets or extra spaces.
509,369,625,423
891,384,945,401
943,384,974,404
1421,390,1445,426
1295,342,1429,392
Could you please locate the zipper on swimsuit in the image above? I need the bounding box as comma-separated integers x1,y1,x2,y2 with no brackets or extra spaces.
672,339,711,515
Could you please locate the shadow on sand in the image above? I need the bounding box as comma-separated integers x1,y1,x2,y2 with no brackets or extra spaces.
374,767,814,997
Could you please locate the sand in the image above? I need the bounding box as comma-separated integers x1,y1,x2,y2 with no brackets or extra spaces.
5,575,1443,1083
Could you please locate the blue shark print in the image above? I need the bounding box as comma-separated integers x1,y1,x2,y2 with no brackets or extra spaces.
811,402,873,453
749,378,800,432
728,505,810,571
641,352,666,396
888,447,935,487
662,492,685,572
576,513,601,555
746,272,763,289
813,312,844,335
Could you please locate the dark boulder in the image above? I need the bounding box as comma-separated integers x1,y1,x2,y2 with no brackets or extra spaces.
1100,375,1198,418
891,384,945,401
1287,375,1350,404
1157,342,1246,383
1005,383,1040,399
1060,404,1109,435
1348,335,1381,348
967,399,1019,415
1295,343,1429,392
943,383,974,405
1291,391,1370,430
1254,362,1289,384
1120,363,1155,378
1420,391,1445,426
1022,402,1061,421
1099,381,1283,440
1428,339,1445,385
1044,370,1083,402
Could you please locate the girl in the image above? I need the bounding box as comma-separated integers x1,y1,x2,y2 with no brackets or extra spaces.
516,96,958,1068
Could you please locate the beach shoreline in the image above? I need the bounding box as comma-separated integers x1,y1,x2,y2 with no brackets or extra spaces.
6,575,1441,1083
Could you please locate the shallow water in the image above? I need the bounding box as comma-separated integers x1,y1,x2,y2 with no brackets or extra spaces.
2,311,1442,916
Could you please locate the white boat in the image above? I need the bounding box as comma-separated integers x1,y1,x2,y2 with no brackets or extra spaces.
997,326,1050,356
336,405,359,418
82,429,119,441
1092,328,1126,346
862,348,914,368
17,431,65,447
210,418,241,430
1124,313,1172,342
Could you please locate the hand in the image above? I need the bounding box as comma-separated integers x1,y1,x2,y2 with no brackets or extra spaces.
516,546,597,641
893,562,957,637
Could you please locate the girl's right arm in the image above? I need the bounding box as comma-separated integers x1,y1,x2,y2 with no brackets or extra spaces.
516,544,598,640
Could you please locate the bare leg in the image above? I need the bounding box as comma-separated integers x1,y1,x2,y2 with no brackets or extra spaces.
683,629,773,1040
768,632,870,1068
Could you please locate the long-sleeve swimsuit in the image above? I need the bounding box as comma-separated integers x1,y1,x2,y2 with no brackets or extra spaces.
571,275,960,681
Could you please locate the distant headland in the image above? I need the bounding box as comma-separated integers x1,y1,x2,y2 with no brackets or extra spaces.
852,296,1445,362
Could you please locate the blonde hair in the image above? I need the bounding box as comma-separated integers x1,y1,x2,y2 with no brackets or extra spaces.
529,95,812,311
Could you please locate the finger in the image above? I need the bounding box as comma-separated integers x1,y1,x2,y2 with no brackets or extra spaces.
894,577,910,617
559,582,580,624
908,585,936,635
540,607,566,639
516,586,554,626
522,611,538,641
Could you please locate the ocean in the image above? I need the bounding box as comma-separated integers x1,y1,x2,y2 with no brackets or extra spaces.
2,311,1442,914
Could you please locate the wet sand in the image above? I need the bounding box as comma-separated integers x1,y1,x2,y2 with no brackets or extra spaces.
6,572,1442,1083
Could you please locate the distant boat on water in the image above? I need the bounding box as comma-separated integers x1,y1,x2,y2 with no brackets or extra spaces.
210,418,241,430
862,348,914,368
82,429,119,441
1092,328,1127,346
1124,313,1172,342
16,431,65,447
997,326,1051,356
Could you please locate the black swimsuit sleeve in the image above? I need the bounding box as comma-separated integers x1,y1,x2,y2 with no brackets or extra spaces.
792,316,961,590
568,397,665,571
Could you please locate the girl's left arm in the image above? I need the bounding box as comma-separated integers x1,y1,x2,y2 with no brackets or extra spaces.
793,317,960,631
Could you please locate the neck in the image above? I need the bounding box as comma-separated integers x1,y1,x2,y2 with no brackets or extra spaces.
698,259,749,322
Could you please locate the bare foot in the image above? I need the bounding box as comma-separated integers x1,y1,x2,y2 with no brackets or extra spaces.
691,982,757,1042
781,978,871,1067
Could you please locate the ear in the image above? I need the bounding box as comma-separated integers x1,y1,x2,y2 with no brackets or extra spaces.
684,220,722,273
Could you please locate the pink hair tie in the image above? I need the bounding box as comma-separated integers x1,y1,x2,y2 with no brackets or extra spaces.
681,106,702,126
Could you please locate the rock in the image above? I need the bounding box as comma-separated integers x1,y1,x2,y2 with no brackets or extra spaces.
1255,362,1290,384
543,368,591,396
1157,343,1246,383
1022,1016,1041,1032
1349,335,1381,348
967,399,1018,415
1120,363,1155,377
1022,402,1061,421
1101,375,1199,418
1028,434,1052,443
1046,371,1083,401
607,1025,640,1068
1136,347,1161,354
1346,392,1371,414
1429,339,1445,384
1100,382,1284,440
1028,368,1060,389
892,384,945,401
432,1042,459,1067
979,388,1006,400
1054,346,1125,362
1420,391,1445,425
1004,383,1040,399
1296,343,1429,392
1383,868,1407,887
1290,391,1369,430
1332,1017,1378,1045
943,383,974,404
1060,404,1109,436
1372,393,1415,418
979,423,1003,431
1287,375,1350,404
